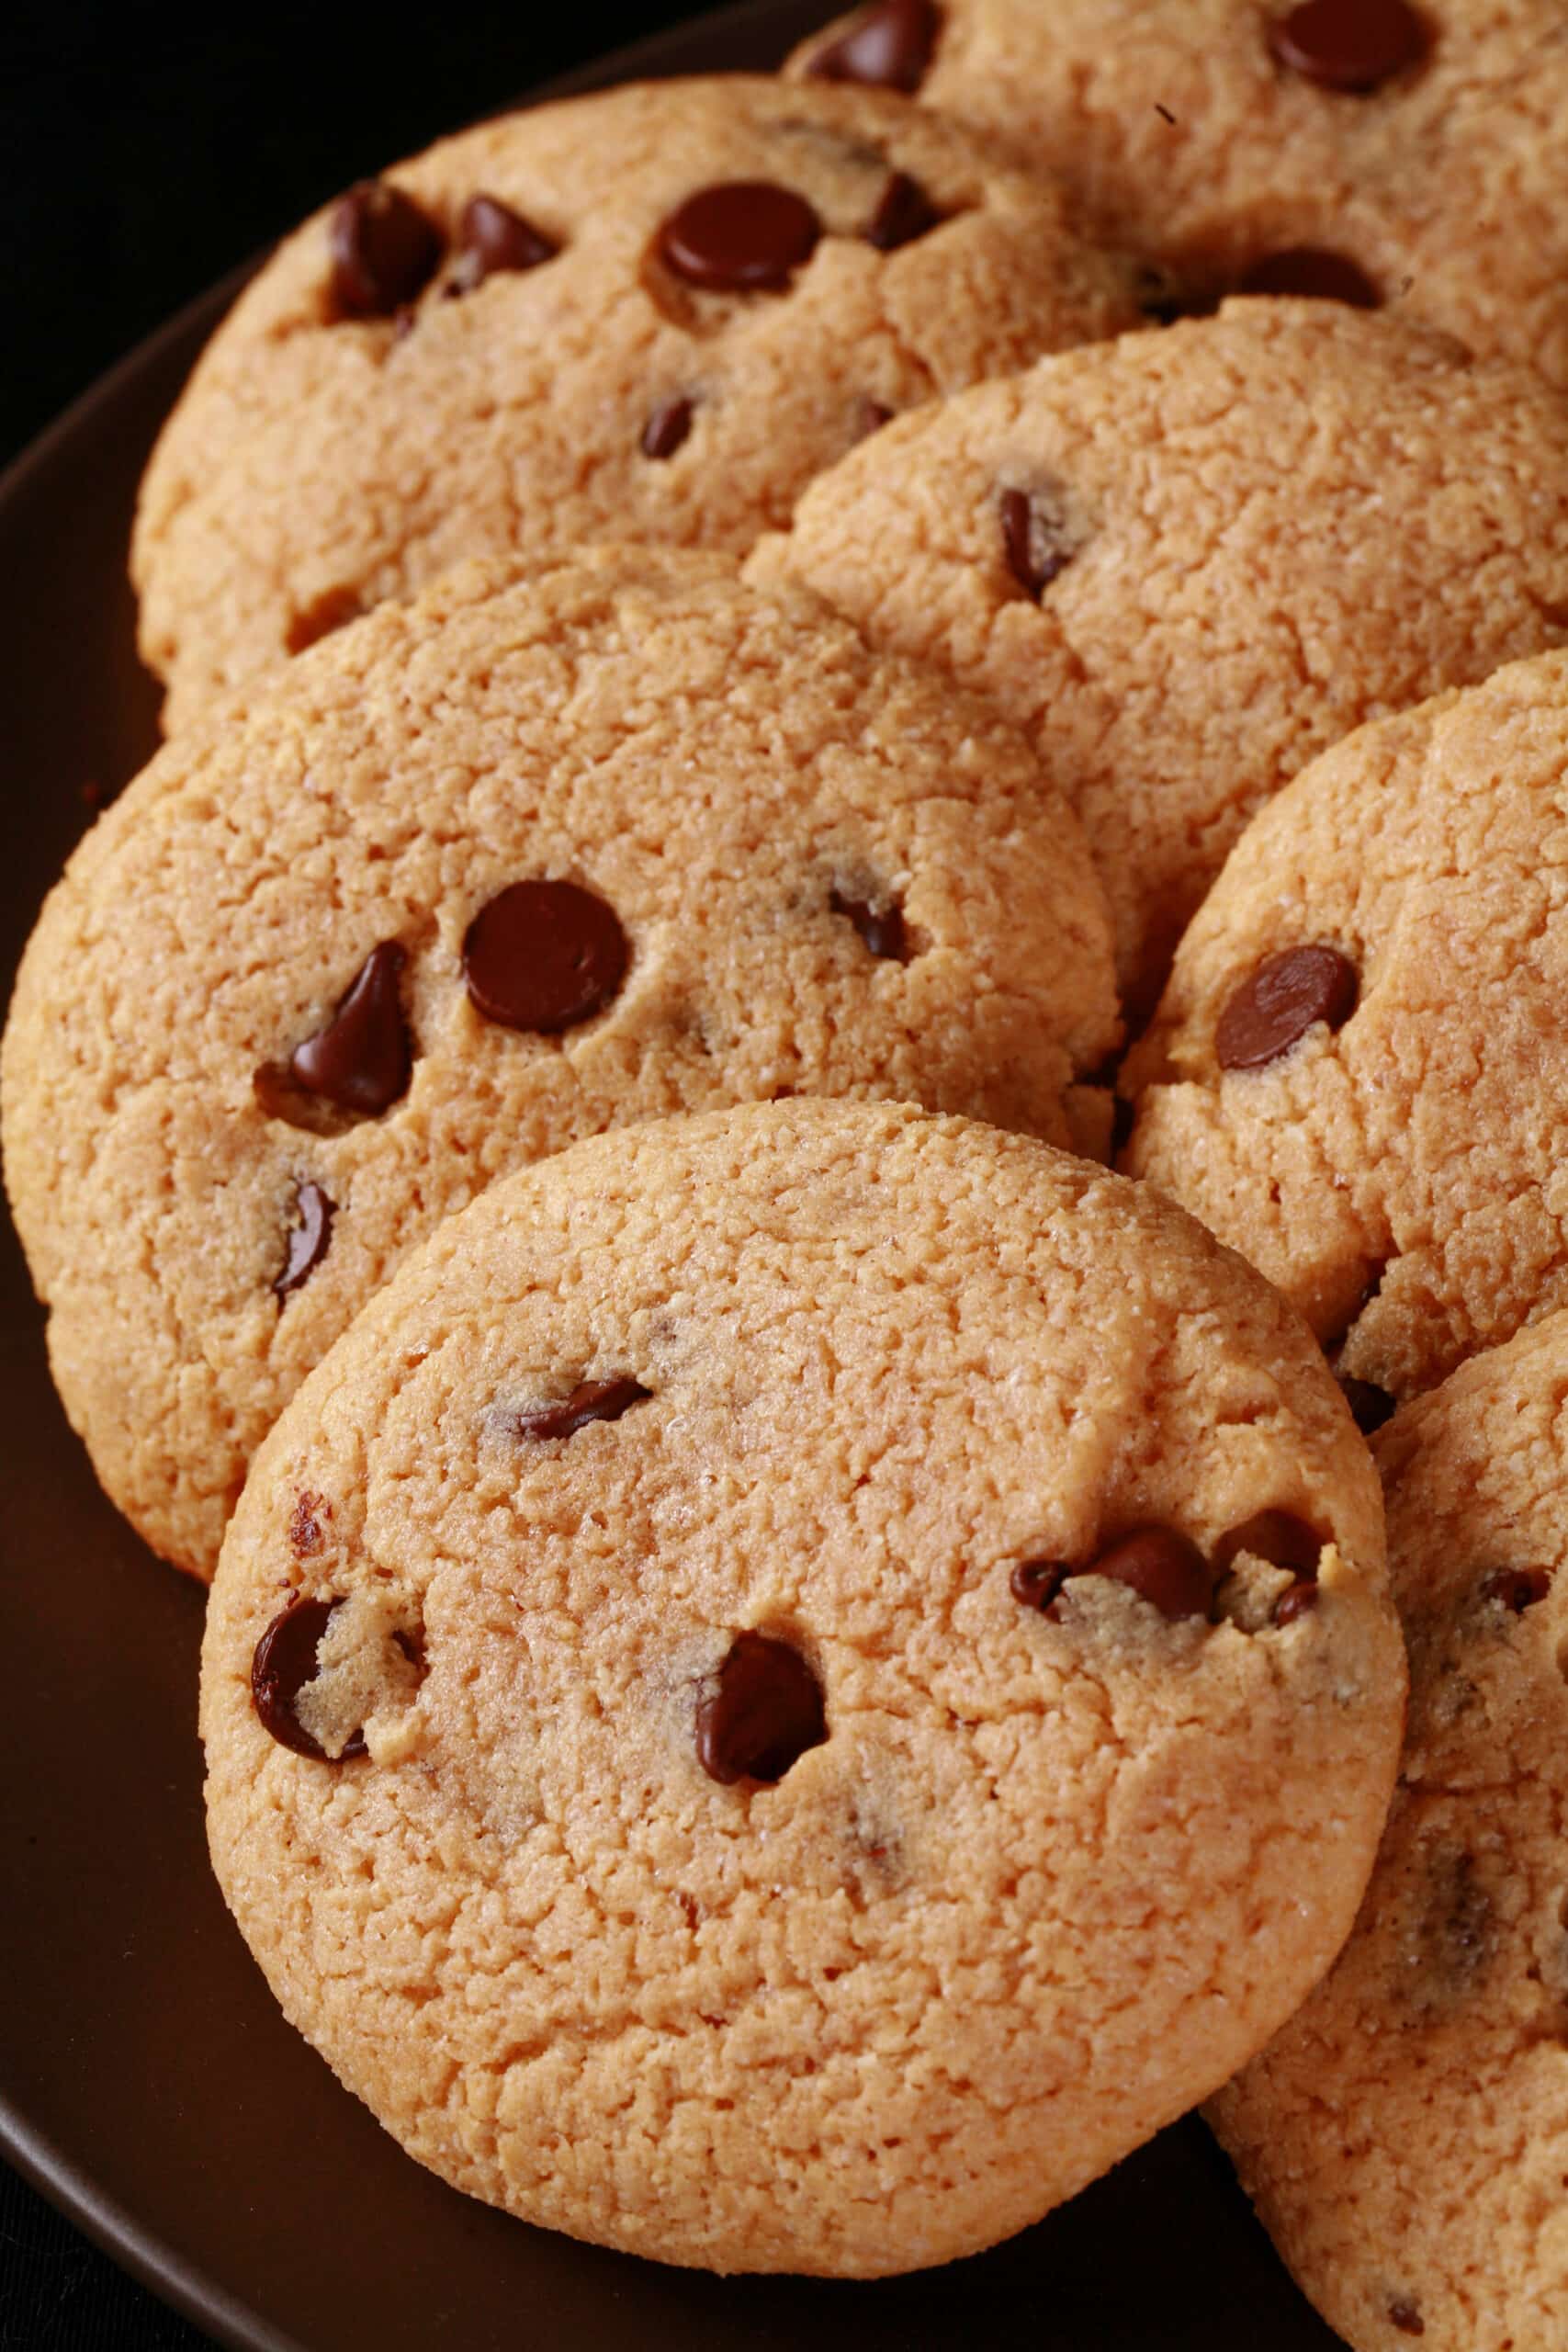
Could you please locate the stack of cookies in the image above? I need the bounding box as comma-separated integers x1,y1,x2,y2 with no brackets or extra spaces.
7,6,1568,2342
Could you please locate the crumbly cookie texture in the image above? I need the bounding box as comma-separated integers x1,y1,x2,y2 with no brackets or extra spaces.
747,299,1568,1010
789,0,1568,388
1212,1310,1568,2351
1124,649,1568,1412
130,73,1141,732
201,1097,1402,2278
0,548,1118,1581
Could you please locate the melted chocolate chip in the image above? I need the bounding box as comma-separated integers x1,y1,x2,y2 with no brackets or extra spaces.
1238,247,1381,307
1388,2305,1425,2339
658,182,821,291
251,1596,366,1761
1010,1559,1071,1612
1272,1579,1320,1626
1482,1566,1553,1613
1269,0,1429,91
450,193,558,291
288,941,412,1115
830,886,908,961
642,395,694,459
1086,1527,1218,1622
1215,944,1359,1070
463,879,628,1033
1214,1510,1324,1577
1339,1374,1398,1435
864,171,941,253
330,182,444,319
807,0,941,92
1000,487,1074,598
508,1376,651,1442
273,1180,335,1301
696,1632,828,1785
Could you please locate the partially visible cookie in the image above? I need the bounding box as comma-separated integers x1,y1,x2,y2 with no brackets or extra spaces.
201,1096,1402,2278
748,299,1568,1008
1213,1310,1568,2351
789,0,1568,387
0,548,1118,1580
131,73,1142,731
1124,650,1568,1414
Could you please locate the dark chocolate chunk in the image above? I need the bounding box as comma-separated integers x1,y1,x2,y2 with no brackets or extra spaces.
273,1180,335,1301
463,879,628,1033
642,395,695,459
1388,2305,1425,2338
330,182,444,319
1215,1510,1324,1577
1238,247,1381,308
1010,1559,1071,1612
696,1631,828,1784
251,1595,366,1761
1481,1566,1553,1613
508,1376,651,1442
450,193,558,291
830,886,908,961
1085,1527,1218,1621
1000,486,1073,598
1339,1374,1398,1435
807,0,941,92
1215,944,1359,1070
1272,1579,1321,1626
658,182,821,292
288,941,412,1115
1269,0,1429,91
864,170,941,253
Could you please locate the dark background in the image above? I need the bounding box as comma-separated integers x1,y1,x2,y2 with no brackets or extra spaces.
0,6,746,2341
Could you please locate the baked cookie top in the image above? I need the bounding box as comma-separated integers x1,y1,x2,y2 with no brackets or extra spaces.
747,298,1568,1010
200,1096,1401,2278
790,0,1568,387
1125,649,1568,1414
1213,1309,1568,2352
131,73,1140,732
0,548,1117,1579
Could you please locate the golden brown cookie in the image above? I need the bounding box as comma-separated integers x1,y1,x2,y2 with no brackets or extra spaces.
201,1097,1402,2277
0,548,1118,1580
1125,649,1568,1417
131,74,1141,732
748,298,1568,1010
790,0,1568,386
1213,1309,1568,2351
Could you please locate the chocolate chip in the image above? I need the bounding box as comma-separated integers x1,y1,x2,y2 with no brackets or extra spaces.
1238,247,1381,307
830,887,908,961
696,1632,828,1785
330,181,444,319
1010,1559,1071,1611
449,193,558,292
642,395,694,460
1215,944,1359,1070
508,1376,651,1442
1339,1374,1398,1435
273,1180,335,1301
288,941,412,1115
864,171,941,253
463,879,628,1033
1085,1527,1218,1622
658,182,821,292
251,1596,366,1761
1272,1579,1320,1626
1000,487,1074,598
807,0,941,92
1214,1510,1324,1577
1388,2304,1425,2339
1482,1566,1553,1613
1269,0,1428,90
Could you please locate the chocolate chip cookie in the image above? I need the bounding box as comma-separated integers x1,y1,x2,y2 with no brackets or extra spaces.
0,548,1118,1579
200,1095,1402,2277
747,299,1568,1009
790,0,1568,387
131,73,1141,732
1213,1309,1568,2350
1124,649,1568,1415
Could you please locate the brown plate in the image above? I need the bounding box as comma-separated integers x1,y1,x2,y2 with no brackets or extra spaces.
0,4,1343,2344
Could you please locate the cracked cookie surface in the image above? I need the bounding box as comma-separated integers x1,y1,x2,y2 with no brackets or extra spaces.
0,548,1116,1578
130,73,1140,732
201,1096,1402,2277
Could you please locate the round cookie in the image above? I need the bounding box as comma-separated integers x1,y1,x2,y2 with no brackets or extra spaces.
1124,648,1568,1416
0,548,1118,1581
789,0,1568,388
200,1095,1403,2278
130,73,1142,733
1212,1309,1568,2351
746,298,1568,1009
